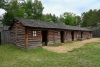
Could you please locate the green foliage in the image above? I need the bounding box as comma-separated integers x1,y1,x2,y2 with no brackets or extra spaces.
52,14,59,23
1,0,24,25
42,13,60,23
32,0,44,20
1,12,14,26
1,0,99,27
1,0,44,25
75,16,82,25
81,9,100,27
0,0,5,9
60,12,81,26
0,42,100,67
0,0,8,10
22,0,34,19
22,0,44,19
0,0,82,26
7,0,24,17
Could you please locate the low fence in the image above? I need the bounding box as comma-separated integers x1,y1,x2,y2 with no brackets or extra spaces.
93,28,100,37
1,30,10,45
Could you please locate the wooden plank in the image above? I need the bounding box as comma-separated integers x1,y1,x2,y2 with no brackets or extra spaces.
1,30,10,44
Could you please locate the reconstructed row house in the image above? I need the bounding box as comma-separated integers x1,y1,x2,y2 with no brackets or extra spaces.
9,17,92,49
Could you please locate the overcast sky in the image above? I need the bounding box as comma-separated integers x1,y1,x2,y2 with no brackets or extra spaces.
0,0,100,16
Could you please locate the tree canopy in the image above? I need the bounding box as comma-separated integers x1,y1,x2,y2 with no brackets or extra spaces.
60,12,81,26
0,0,44,25
42,13,60,23
22,0,44,19
0,0,100,28
81,9,100,27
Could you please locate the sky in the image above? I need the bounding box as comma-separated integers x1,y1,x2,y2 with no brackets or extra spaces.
0,0,100,16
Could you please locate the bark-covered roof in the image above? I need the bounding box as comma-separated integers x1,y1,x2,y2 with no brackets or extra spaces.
14,17,92,31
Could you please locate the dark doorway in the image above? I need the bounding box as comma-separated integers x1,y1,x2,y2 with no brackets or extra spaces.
60,31,64,43
71,31,74,41
81,32,83,38
42,30,48,46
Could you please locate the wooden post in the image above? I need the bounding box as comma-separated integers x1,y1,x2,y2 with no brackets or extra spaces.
25,27,28,48
53,30,55,44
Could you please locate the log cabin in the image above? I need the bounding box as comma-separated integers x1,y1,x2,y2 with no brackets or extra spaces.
9,17,92,49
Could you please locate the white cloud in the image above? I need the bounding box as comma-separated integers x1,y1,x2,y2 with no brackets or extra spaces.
0,0,100,17
42,0,100,16
0,9,6,16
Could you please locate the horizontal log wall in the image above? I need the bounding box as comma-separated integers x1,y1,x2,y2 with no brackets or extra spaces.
54,30,61,43
27,28,42,49
90,32,93,38
82,31,91,39
10,22,25,48
77,31,82,39
64,31,67,42
48,30,61,45
74,31,77,41
88,32,92,38
65,31,72,41
48,30,55,44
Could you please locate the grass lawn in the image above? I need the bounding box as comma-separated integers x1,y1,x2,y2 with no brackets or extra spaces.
0,42,100,67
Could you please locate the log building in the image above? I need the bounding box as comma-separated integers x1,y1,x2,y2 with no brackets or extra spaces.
9,17,92,49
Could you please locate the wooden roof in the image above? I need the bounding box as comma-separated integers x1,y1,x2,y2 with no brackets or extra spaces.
13,17,92,31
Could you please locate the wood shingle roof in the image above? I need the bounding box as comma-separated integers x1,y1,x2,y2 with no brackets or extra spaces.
14,17,92,31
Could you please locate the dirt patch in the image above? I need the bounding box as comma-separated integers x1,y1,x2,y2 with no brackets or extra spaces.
43,38,100,53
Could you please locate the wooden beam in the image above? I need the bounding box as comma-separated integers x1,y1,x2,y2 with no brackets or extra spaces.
25,27,28,48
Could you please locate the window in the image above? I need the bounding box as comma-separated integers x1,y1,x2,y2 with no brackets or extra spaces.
33,31,37,37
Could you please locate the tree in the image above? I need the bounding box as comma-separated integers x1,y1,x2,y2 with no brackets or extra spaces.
1,0,44,25
52,14,58,23
22,0,44,20
81,9,100,27
60,12,81,26
32,0,44,20
22,0,34,19
42,13,60,23
7,0,24,17
75,16,81,26
1,12,14,26
42,13,53,22
0,0,7,9
1,0,24,25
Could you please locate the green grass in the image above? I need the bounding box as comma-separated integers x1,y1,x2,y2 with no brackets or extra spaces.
0,42,100,67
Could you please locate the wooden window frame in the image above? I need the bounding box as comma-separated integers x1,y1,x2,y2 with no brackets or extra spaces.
33,31,37,37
